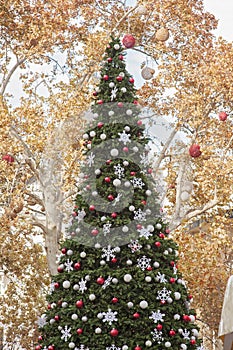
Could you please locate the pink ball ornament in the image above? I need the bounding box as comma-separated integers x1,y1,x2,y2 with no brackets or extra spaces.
123,34,136,48
219,111,228,121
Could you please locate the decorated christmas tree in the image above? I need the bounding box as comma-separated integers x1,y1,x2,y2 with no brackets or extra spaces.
36,36,203,350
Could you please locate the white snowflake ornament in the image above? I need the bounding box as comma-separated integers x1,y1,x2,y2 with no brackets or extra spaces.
118,130,131,145
128,239,142,253
102,309,118,325
137,255,151,271
60,325,72,342
149,310,165,323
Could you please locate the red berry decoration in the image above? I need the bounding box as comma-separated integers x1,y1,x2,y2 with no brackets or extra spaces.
219,111,228,121
123,34,136,48
2,154,14,163
97,276,105,285
76,328,83,335
108,194,114,201
189,144,202,158
157,324,163,330
91,229,99,236
76,300,84,308
106,159,112,165
104,177,111,183
112,297,119,303
116,76,123,82
74,262,81,270
133,312,140,319
110,328,119,337
129,77,135,83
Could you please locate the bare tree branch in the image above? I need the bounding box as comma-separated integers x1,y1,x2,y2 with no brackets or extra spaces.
1,57,27,95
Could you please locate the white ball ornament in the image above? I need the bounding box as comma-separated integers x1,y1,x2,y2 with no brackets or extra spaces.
83,133,89,140
92,191,98,196
146,190,152,196
156,223,162,229
127,302,134,308
115,246,121,253
145,276,152,282
87,143,92,149
95,327,102,334
124,181,131,188
174,314,180,320
100,260,106,266
123,160,129,166
192,329,199,337
69,342,75,349
153,262,160,268
113,179,121,187
89,294,96,301
167,297,173,304
174,292,181,300
165,342,171,348
82,316,88,322
122,346,129,350
124,126,130,131
101,216,106,221
58,326,62,330
114,44,120,50
79,172,85,179
122,225,129,232
95,169,101,175
109,82,115,88
121,87,127,93
168,248,173,253
100,133,106,140
109,110,114,116
180,344,187,350
50,319,55,324
147,225,154,232
71,314,78,320
90,130,96,137
145,340,152,347
62,280,71,289
146,209,151,215
93,112,99,117
126,260,133,266
129,205,135,211
73,284,79,291
97,313,103,319
180,191,190,202
124,274,132,282
112,278,118,284
67,249,73,255
62,302,68,308
164,250,169,255
51,303,56,308
110,148,119,157
85,275,91,281
126,109,132,115
119,72,125,77
95,243,101,249
75,227,80,233
133,146,139,152
139,300,148,309
189,315,195,322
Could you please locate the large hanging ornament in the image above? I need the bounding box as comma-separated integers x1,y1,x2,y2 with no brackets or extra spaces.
141,66,155,80
122,34,136,48
219,111,228,121
155,27,169,42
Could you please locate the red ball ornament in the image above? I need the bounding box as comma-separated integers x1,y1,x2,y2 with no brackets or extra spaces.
123,34,136,48
134,346,142,350
104,177,111,183
106,159,112,165
76,300,84,308
111,212,117,218
148,168,153,174
54,282,60,289
137,120,142,126
190,339,196,345
76,328,83,335
2,154,14,163
133,100,139,105
219,111,228,121
110,328,119,337
183,315,191,322
170,277,176,284
166,229,170,234
189,144,202,158
91,229,99,236
111,257,117,263
169,329,176,336
159,233,165,239
160,300,166,305
57,266,64,273
61,248,67,254
107,57,113,62
54,315,60,321
97,122,104,128
170,261,175,267
155,241,161,247
188,294,193,300
93,91,98,96
116,76,123,82
141,200,146,205
129,77,135,83
108,194,114,201
123,147,129,152
35,346,42,350
48,346,55,350
97,99,103,105
118,102,123,107
112,297,119,303
146,266,152,271
38,335,43,341
118,54,124,60
89,205,95,211
97,277,105,285
103,74,109,81
74,262,81,270
157,324,163,331
133,312,140,319
130,171,136,176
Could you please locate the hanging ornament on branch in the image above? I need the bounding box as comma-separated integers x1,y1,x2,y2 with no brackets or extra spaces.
155,27,169,42
122,34,136,48
141,66,155,80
